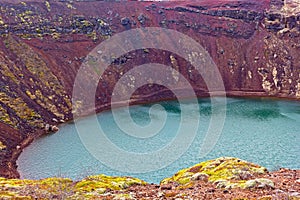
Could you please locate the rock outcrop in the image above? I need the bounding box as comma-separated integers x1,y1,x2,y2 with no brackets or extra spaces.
161,157,272,189
0,0,299,179
0,157,299,199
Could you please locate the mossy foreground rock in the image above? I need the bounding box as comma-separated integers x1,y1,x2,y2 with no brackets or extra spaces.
0,158,278,199
75,174,147,198
161,157,273,189
0,175,146,199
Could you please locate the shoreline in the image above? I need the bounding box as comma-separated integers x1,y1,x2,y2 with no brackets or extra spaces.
72,88,300,120
11,91,300,180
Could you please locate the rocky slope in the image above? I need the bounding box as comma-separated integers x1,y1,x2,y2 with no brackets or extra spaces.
0,157,299,199
0,0,299,195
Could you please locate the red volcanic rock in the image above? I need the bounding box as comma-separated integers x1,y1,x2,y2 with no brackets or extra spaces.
0,0,298,182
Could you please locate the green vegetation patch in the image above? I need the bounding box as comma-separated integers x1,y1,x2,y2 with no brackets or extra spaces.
0,175,146,199
4,35,71,120
75,174,147,193
161,157,270,189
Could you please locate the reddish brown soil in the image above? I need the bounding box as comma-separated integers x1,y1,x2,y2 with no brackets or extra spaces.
100,169,300,199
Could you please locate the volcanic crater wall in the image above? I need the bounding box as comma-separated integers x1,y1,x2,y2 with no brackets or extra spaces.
0,0,299,178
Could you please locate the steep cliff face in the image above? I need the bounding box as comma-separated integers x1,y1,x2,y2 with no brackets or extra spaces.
0,0,299,178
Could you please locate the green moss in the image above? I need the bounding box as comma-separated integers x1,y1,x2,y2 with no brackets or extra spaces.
0,174,146,199
0,191,32,199
0,54,20,85
36,177,73,194
161,157,268,189
75,174,146,193
0,158,279,198
0,105,15,127
4,36,71,119
0,92,43,127
0,177,75,199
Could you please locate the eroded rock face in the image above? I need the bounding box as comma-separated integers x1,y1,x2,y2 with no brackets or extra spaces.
0,0,299,178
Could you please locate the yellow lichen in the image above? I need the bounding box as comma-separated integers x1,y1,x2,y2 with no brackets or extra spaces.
72,100,83,114
0,158,280,198
0,92,43,127
75,174,146,193
258,196,272,200
45,1,51,12
113,193,135,199
0,175,146,199
0,105,16,127
0,141,6,150
0,53,20,85
25,90,36,100
0,16,4,25
0,191,31,199
161,157,268,189
88,30,98,41
35,90,64,118
4,36,71,119
81,20,92,27
66,3,76,10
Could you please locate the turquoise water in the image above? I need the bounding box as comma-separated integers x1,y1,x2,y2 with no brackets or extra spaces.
17,98,300,183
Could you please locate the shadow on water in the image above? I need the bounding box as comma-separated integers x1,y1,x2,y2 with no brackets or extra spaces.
226,99,290,121
141,98,214,116
141,100,181,114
